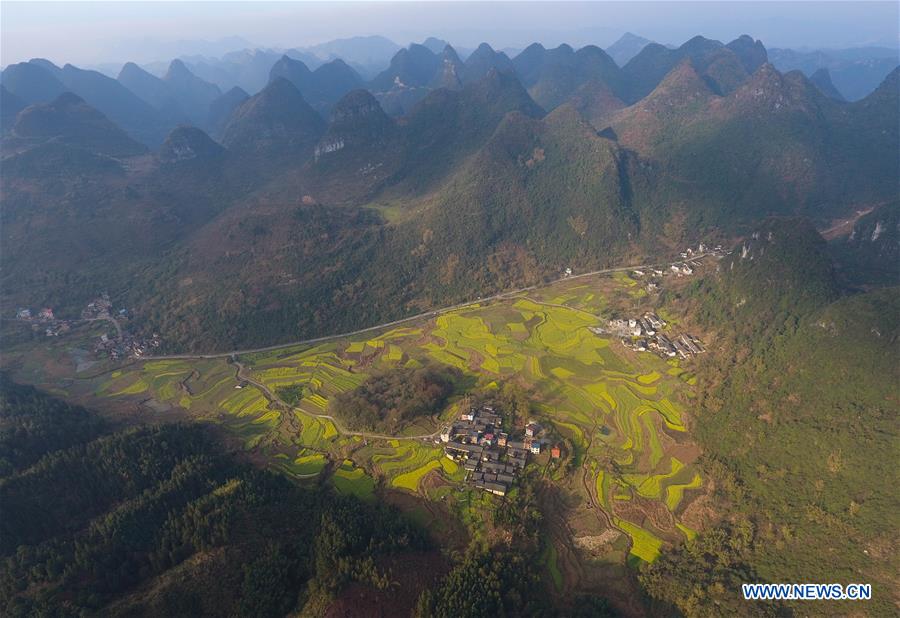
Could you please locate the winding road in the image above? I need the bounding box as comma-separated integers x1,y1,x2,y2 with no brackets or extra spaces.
130,254,710,443
146,255,710,362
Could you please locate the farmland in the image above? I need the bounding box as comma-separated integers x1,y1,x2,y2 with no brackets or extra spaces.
1,270,707,590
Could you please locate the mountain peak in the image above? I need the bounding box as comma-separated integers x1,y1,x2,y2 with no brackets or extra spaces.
726,34,768,73
119,61,148,77
165,58,191,79
11,92,147,157
522,42,547,54
263,75,304,97
607,57,716,150
329,89,388,124
159,125,225,163
313,58,360,83
221,77,326,154
431,45,464,89
317,88,393,161
649,58,715,101
370,44,440,91
441,44,462,63
810,68,846,101
29,58,62,75
462,43,514,83
680,35,723,54
164,58,219,93
422,37,451,54
565,78,626,129
722,63,822,114
207,86,250,137
620,32,648,43
270,55,313,88
466,68,543,116
322,57,351,71
1,62,67,104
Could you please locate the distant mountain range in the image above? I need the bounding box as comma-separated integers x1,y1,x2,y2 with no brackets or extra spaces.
1,33,897,351
39,32,893,104
606,32,656,66
769,45,900,101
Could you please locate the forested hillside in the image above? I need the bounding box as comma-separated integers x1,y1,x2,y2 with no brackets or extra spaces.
641,220,899,615
1,37,897,354
0,378,431,617
0,378,584,617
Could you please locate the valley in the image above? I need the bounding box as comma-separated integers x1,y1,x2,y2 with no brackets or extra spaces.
1,11,897,615
2,256,715,608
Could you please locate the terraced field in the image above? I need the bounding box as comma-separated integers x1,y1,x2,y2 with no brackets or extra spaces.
24,272,705,574
332,459,376,500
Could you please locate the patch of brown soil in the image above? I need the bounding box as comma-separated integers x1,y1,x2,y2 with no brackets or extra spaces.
679,492,718,531
667,440,702,466
820,206,876,240
467,349,486,372
612,497,674,538
573,528,623,554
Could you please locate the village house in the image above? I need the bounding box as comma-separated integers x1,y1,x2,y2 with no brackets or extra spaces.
443,403,537,496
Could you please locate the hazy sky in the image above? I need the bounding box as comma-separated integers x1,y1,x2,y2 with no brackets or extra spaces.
2,1,898,67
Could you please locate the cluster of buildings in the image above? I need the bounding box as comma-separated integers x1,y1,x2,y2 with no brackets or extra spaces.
80,294,116,320
623,331,705,359
632,243,730,287
596,312,667,338
14,295,160,360
680,242,727,259
592,312,706,360
94,331,160,360
669,263,694,276
440,406,559,497
15,306,71,337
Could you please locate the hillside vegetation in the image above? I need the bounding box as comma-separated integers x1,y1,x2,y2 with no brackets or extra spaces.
330,364,460,432
642,220,899,615
1,39,897,356
0,378,432,617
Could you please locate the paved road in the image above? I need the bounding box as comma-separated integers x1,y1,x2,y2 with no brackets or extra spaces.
146,255,709,362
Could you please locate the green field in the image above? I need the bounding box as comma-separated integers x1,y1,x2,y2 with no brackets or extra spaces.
616,517,664,563
272,452,328,477
37,272,704,570
392,460,441,491
331,460,376,500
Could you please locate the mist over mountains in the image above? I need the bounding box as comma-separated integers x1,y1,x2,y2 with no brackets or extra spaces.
1,29,896,351
0,15,898,616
